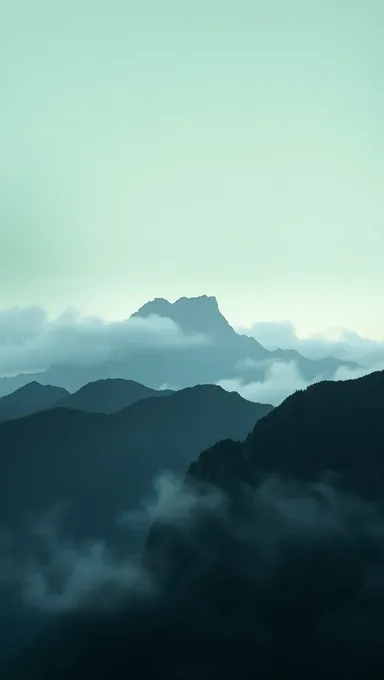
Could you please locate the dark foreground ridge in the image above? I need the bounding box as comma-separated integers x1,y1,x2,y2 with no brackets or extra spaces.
0,384,272,666
4,371,384,679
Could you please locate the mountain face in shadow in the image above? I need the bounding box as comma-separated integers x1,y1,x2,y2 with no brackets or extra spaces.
0,382,69,422
129,295,361,385
133,296,345,376
54,378,173,414
0,378,170,421
184,369,384,498
0,296,359,397
0,385,272,537
6,371,384,679
0,385,272,665
132,294,237,339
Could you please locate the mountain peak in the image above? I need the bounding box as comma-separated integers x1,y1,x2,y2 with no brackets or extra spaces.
14,381,51,394
0,381,69,423
132,295,233,337
176,294,219,309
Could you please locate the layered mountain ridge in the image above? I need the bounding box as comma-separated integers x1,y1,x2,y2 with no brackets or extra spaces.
0,295,360,397
0,382,69,422
0,382,272,665
4,370,384,678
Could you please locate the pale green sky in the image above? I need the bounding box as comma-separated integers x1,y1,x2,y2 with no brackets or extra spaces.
1,0,383,337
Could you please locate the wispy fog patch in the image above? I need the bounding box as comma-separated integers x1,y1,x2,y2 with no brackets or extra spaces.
0,474,225,614
234,357,276,372
2,469,384,675
0,504,154,613
158,382,182,391
218,360,379,406
23,539,151,613
238,321,298,350
120,471,225,531
0,306,210,376
248,476,382,541
217,361,316,405
332,363,384,381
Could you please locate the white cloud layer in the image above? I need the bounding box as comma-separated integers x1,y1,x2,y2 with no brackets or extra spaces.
242,320,384,367
218,360,383,406
0,306,209,376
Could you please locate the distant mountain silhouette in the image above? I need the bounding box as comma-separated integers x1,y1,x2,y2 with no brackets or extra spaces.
132,294,241,339
6,371,384,678
0,384,272,665
0,382,69,423
55,378,173,414
0,296,360,397
131,295,360,385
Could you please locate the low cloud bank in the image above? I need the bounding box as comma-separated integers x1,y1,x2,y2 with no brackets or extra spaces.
243,320,384,367
218,360,383,406
0,306,209,377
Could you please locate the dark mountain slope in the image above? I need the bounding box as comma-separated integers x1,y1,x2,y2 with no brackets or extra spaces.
0,385,272,533
187,369,384,498
0,385,272,665
0,372,43,399
55,378,173,414
6,371,384,679
0,381,69,422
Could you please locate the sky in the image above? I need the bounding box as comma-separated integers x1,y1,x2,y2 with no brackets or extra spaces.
1,0,383,338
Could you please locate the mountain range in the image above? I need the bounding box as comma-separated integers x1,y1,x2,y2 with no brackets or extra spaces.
55,378,174,414
3,370,384,677
1,294,381,678
0,382,69,422
0,383,272,664
0,384,272,537
0,295,359,397
0,378,173,422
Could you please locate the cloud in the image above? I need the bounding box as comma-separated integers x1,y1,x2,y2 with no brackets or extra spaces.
22,540,151,613
234,356,276,372
3,460,384,677
238,320,299,349
243,320,384,367
0,474,224,616
0,306,210,377
142,476,384,676
10,473,384,677
218,360,382,406
239,475,383,549
332,363,384,381
0,506,154,614
120,471,225,531
218,360,317,405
